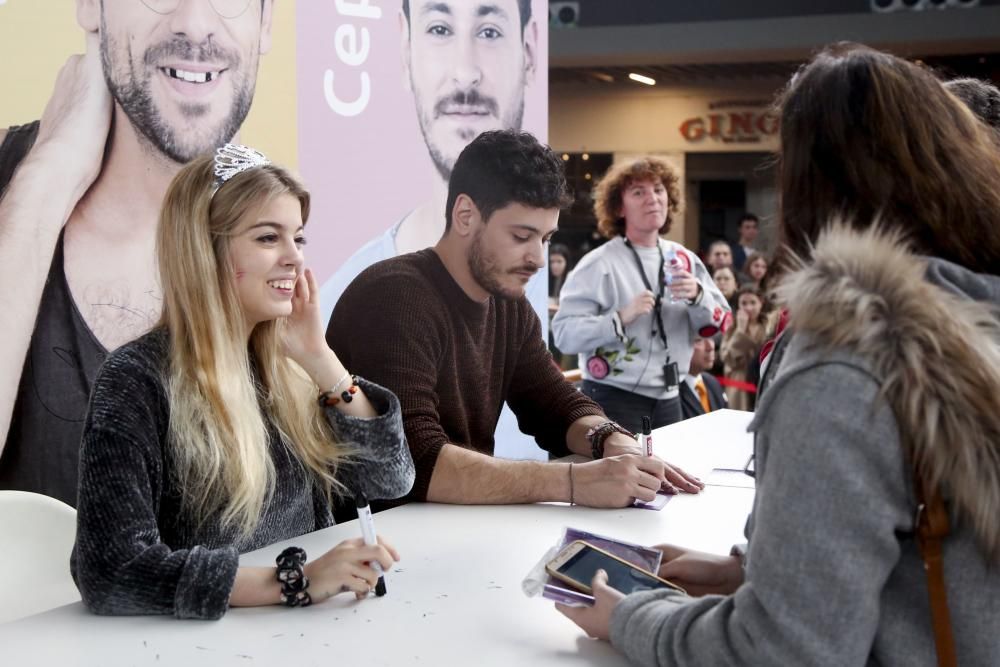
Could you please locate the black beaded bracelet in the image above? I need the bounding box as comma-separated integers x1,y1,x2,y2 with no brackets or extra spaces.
276,546,312,607
318,375,360,406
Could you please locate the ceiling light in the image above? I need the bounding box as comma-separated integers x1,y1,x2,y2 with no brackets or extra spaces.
628,73,656,86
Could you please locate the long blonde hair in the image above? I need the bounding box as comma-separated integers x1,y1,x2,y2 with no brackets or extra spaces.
157,155,347,538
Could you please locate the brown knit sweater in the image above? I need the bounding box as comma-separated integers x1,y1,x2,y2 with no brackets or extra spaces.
327,249,603,503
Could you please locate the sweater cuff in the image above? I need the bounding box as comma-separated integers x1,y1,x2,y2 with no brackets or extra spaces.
686,282,705,306
567,402,607,426
323,378,415,502
407,439,447,502
322,377,399,433
730,543,748,570
609,588,689,665
173,545,239,620
611,311,627,344
548,403,605,459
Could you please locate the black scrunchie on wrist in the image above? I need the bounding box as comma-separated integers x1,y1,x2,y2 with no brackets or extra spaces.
276,546,312,607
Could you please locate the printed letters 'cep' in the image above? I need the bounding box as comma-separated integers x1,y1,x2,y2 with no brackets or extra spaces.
324,0,383,117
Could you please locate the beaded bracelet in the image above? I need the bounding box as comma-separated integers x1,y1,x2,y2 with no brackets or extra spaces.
276,546,312,607
329,371,352,395
585,420,633,459
318,375,360,406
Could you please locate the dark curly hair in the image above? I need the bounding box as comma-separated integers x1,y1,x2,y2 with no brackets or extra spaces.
593,157,682,239
445,130,570,230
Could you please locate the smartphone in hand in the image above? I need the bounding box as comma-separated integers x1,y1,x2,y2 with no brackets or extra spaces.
546,540,684,595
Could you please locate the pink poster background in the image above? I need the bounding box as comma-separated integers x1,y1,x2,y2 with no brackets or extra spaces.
295,0,549,284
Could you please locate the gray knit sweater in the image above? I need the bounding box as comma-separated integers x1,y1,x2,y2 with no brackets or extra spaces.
70,329,414,620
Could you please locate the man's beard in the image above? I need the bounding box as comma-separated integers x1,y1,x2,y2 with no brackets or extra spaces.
468,227,535,301
414,86,525,181
100,30,256,164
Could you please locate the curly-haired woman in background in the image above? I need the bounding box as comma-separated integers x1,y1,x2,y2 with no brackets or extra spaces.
552,157,729,432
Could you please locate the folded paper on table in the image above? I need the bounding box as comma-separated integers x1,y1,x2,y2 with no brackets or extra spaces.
704,468,755,489
633,492,672,510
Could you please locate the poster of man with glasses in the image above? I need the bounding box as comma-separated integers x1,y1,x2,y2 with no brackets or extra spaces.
0,0,280,504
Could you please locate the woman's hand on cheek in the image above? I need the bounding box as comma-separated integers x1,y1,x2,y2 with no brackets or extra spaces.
283,268,328,367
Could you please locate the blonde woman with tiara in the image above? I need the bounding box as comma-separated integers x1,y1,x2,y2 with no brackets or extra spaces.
70,145,414,619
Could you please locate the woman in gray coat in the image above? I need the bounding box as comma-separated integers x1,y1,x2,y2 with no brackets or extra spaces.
556,43,1000,666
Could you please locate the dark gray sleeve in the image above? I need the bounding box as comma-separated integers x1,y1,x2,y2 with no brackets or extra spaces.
325,377,415,502
70,348,238,620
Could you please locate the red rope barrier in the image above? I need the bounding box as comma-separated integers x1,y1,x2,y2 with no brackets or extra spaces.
713,375,757,394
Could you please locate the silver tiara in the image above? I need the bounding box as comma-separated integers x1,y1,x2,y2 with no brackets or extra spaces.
212,143,270,194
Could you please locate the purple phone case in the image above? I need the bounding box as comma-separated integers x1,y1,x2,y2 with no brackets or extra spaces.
543,527,663,605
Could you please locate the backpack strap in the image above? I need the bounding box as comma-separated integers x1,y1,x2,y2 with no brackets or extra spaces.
913,471,956,667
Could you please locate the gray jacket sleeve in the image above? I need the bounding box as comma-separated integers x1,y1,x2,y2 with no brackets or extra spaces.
551,255,626,354
326,377,415,501
609,360,913,666
684,252,730,333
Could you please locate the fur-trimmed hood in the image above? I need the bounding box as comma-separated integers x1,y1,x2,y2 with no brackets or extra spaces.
777,224,1000,560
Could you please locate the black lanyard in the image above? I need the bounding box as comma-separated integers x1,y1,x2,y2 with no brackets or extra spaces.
623,238,669,351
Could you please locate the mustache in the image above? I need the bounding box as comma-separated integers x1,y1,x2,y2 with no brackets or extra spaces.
143,36,240,69
434,89,499,118
510,264,540,274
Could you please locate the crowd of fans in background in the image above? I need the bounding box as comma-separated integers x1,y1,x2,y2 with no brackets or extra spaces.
551,71,1000,424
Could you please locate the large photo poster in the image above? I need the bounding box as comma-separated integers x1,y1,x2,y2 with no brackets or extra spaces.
0,0,552,503
296,0,550,459
296,0,549,315
0,0,299,505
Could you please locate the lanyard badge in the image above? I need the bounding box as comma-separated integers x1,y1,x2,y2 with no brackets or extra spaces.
624,239,680,390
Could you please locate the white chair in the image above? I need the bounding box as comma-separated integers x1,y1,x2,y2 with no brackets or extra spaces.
0,491,80,624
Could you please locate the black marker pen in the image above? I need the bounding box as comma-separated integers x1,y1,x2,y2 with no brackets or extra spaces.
641,416,652,456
